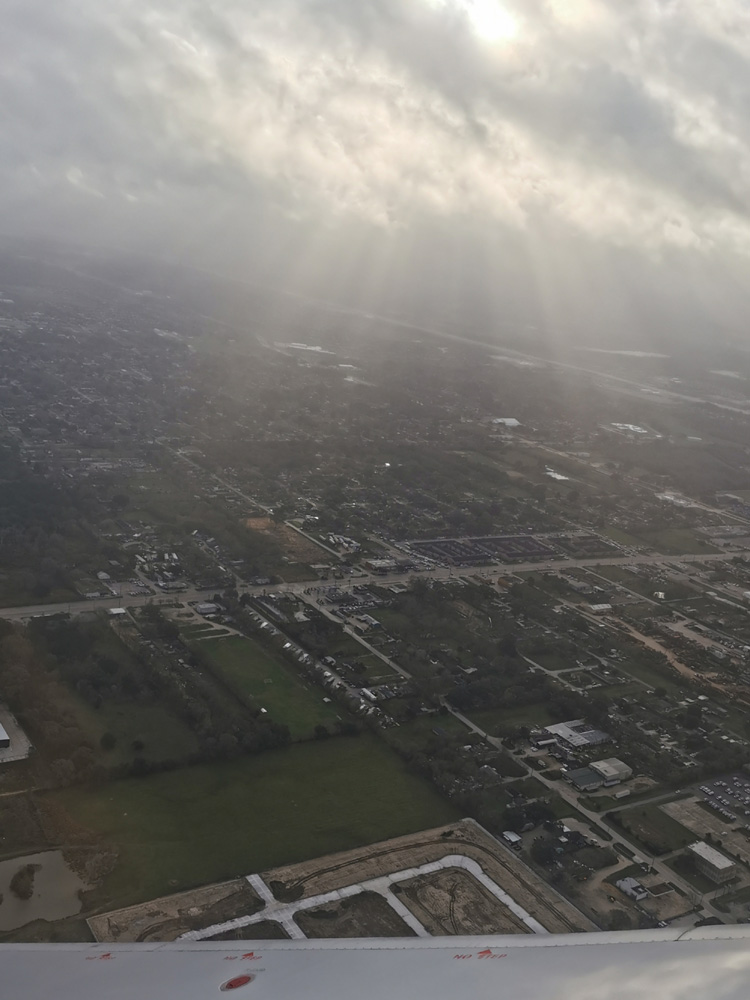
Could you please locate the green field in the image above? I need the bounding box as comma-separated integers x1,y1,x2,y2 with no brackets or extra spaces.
200,636,342,739
637,528,718,556
611,804,695,855
466,703,558,733
83,702,200,767
389,713,472,754
613,655,682,696
48,735,460,909
591,565,696,601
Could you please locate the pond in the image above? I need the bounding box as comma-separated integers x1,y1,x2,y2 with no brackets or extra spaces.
0,850,88,930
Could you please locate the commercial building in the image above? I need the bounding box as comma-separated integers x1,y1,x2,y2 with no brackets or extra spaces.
590,758,633,786
543,720,610,749
564,767,605,792
196,602,220,617
363,558,399,574
616,877,649,902
687,842,736,884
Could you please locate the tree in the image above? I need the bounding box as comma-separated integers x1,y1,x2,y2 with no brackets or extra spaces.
314,724,331,740
100,732,117,751
530,839,557,865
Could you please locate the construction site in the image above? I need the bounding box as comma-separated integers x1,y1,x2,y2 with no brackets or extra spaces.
88,819,594,942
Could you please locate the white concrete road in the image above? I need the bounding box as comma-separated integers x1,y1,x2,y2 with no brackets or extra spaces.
180,854,547,941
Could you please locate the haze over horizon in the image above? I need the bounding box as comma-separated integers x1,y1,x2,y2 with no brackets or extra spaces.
4,0,750,348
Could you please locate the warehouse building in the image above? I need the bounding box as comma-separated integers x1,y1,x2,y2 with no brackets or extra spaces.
590,758,633,786
543,719,610,749
687,842,736,884
564,767,605,792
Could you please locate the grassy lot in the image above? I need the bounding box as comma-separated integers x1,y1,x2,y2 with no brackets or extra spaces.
613,655,682,695
324,632,377,660
181,624,223,638
592,566,695,601
390,713,469,753
591,682,645,699
47,735,460,910
519,644,580,672
466,703,558,733
277,564,317,583
611,804,695,855
667,854,722,895
590,565,652,595
200,636,344,740
85,702,200,768
600,527,645,548
637,528,719,556
714,884,750,908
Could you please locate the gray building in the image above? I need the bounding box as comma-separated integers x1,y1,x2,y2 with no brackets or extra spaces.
687,842,736,884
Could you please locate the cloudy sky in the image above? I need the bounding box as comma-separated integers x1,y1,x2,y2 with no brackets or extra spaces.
3,0,750,345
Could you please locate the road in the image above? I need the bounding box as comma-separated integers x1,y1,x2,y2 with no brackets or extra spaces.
0,549,734,623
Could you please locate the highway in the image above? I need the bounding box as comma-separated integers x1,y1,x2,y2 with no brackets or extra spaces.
0,549,734,623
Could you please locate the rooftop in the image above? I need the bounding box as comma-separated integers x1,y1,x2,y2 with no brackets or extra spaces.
688,841,735,870
545,720,610,747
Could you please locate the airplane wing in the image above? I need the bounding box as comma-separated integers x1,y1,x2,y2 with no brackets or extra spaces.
3,927,750,1000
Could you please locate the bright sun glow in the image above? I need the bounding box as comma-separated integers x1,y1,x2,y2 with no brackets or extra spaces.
464,0,519,41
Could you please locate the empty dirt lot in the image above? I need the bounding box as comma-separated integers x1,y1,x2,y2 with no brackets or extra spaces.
294,892,416,939
395,867,530,936
88,879,263,942
204,920,290,941
246,517,323,564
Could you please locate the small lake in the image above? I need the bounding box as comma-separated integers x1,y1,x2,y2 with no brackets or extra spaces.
0,850,88,930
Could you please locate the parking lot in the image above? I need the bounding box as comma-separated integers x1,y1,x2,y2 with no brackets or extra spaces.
698,773,750,823
407,534,559,566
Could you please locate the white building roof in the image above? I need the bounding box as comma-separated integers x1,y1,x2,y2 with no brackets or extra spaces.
591,758,631,780
688,841,735,870
544,720,609,747
0,721,8,743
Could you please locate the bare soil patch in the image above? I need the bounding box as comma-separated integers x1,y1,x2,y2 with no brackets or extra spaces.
88,879,263,942
295,891,416,939
395,867,530,936
245,518,322,563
